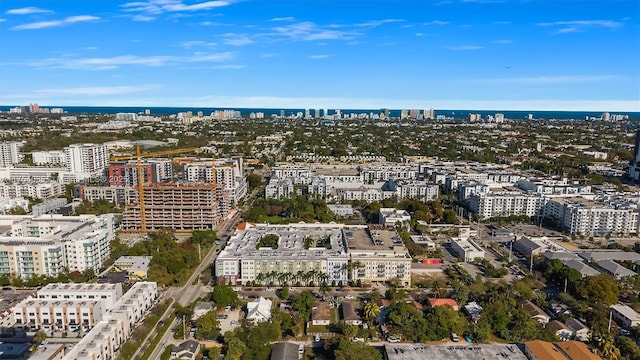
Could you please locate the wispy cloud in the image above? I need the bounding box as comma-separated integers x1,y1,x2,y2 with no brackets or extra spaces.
222,33,253,46
121,0,234,14
487,75,620,85
0,18,6,22
355,19,405,27
492,21,511,25
423,20,449,26
261,53,279,58
271,21,357,41
34,85,161,96
270,17,295,22
6,7,52,15
11,15,100,30
179,40,217,48
31,52,236,70
444,45,483,50
491,39,511,44
309,54,332,59
132,15,155,21
538,20,624,34
210,64,245,69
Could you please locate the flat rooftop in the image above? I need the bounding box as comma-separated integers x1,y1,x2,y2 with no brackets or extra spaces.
345,225,404,251
384,344,528,360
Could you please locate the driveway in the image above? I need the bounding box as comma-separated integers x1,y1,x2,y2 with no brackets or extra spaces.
218,309,242,334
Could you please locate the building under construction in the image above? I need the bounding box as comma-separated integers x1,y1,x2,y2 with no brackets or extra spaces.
122,182,229,231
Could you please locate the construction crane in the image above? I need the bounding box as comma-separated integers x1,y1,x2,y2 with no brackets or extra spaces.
111,146,199,232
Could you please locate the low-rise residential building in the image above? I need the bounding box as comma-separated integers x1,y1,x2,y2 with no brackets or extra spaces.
327,204,354,218
170,340,201,360
547,320,572,341
31,198,68,216
270,342,303,360
13,299,105,332
565,318,590,341
113,256,152,281
109,282,158,332
523,340,600,360
427,298,459,311
611,304,640,329
519,300,550,325
246,296,272,323
37,283,123,310
340,302,362,326
311,301,330,326
378,208,411,227
0,181,65,200
595,260,636,279
61,318,128,360
0,290,34,334
450,238,485,262
0,214,118,278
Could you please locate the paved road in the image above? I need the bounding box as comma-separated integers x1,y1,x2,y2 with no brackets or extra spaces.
143,212,241,360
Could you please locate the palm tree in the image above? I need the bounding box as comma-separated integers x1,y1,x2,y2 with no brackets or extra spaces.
599,335,621,360
363,301,381,326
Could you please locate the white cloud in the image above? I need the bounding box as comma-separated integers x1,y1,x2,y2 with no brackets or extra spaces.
0,18,6,22
270,17,295,22
444,45,483,50
423,20,449,26
31,52,236,70
538,20,624,34
486,75,620,85
210,64,246,69
34,85,161,96
132,15,155,21
121,0,234,14
6,7,52,15
415,33,426,37
492,21,511,25
271,21,357,41
355,19,405,27
261,53,279,58
12,15,99,30
309,54,332,59
222,34,253,46
180,40,217,48
85,46,99,50
491,39,511,44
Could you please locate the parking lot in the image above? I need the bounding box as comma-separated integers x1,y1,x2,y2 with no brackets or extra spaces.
217,308,242,334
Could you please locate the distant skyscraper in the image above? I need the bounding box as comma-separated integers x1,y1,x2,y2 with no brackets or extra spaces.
602,112,611,121
381,108,390,118
323,109,329,118
527,114,533,120
424,108,435,120
409,109,420,119
469,113,481,122
145,109,151,115
314,109,320,118
0,141,24,166
29,103,40,113
280,110,285,118
630,129,640,181
305,109,310,118
495,113,504,123
335,109,341,119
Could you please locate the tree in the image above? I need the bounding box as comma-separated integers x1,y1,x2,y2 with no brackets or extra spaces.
291,291,315,321
363,302,381,325
599,335,622,360
614,336,640,360
334,338,382,360
247,173,262,190
211,285,239,308
195,310,220,340
33,331,47,344
279,284,289,300
575,275,619,306
190,230,217,245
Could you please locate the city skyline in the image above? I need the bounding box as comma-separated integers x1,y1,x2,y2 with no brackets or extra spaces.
1,0,639,111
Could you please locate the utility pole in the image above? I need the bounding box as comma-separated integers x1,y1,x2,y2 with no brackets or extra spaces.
608,309,612,332
564,277,568,293
508,241,513,263
529,255,533,273
183,315,186,341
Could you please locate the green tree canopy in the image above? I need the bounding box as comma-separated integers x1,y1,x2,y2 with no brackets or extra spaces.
211,285,239,308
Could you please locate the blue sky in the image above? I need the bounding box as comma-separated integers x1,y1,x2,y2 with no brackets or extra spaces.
1,0,639,111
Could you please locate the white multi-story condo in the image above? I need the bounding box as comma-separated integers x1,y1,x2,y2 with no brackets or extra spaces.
0,181,65,199
13,299,106,332
469,191,548,219
0,214,118,278
545,197,639,236
0,141,24,166
215,223,411,287
182,157,247,204
37,283,123,310
64,143,109,176
32,150,68,166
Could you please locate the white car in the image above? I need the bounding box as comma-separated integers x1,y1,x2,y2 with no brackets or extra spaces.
344,295,355,300
387,336,400,343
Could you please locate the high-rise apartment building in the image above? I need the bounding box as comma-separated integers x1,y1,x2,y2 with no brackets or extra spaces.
108,159,173,186
64,143,109,175
0,141,24,166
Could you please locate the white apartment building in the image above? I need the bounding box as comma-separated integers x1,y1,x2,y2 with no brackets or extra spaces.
545,197,639,236
37,283,123,310
469,191,548,219
0,181,65,199
215,223,411,287
182,157,247,204
517,178,592,195
0,166,70,184
31,198,68,216
0,141,24,166
0,214,117,278
108,282,158,332
64,143,109,176
62,318,128,360
379,208,411,226
13,299,105,332
32,150,68,166
61,282,158,360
